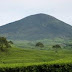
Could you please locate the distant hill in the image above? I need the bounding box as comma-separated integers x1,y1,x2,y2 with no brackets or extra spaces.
0,13,72,40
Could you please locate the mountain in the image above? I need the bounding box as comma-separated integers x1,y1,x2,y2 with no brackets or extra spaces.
0,13,72,40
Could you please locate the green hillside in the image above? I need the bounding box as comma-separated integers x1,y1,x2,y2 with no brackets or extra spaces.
0,47,72,71
0,13,72,40
0,47,72,66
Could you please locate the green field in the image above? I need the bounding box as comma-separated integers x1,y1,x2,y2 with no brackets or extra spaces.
0,46,72,67
0,38,72,72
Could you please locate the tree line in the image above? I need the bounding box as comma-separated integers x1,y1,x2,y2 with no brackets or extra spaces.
0,36,61,52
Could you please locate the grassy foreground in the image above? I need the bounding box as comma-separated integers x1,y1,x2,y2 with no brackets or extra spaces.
0,47,72,71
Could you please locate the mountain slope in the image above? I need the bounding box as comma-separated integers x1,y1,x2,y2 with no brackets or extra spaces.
0,13,72,40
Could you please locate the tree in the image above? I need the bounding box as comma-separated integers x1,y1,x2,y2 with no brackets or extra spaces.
8,41,13,44
35,42,44,47
52,44,61,53
0,37,11,51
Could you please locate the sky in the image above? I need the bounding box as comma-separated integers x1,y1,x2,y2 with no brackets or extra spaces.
0,0,72,26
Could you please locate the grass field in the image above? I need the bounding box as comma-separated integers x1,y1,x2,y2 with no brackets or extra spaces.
0,39,72,72
0,46,72,72
0,47,72,68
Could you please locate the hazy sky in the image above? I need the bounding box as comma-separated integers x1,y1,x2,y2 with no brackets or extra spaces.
0,0,72,26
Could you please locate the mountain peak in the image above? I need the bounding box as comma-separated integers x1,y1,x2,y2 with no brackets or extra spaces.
33,13,48,15
0,14,72,40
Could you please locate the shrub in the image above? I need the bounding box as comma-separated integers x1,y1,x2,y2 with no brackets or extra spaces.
0,64,72,72
35,42,44,47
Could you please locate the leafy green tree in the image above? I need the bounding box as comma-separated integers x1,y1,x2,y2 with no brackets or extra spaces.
0,37,11,51
35,42,44,47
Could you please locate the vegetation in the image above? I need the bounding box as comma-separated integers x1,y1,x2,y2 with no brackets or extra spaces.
0,64,72,72
8,41,13,44
35,42,44,47
0,38,71,71
0,47,72,71
52,44,61,49
52,44,61,53
0,37,11,51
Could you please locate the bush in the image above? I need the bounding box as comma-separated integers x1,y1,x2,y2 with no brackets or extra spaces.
35,42,44,47
8,41,13,44
52,45,61,48
0,64,72,72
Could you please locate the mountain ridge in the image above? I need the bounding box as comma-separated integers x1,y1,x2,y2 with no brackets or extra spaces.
0,13,72,40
